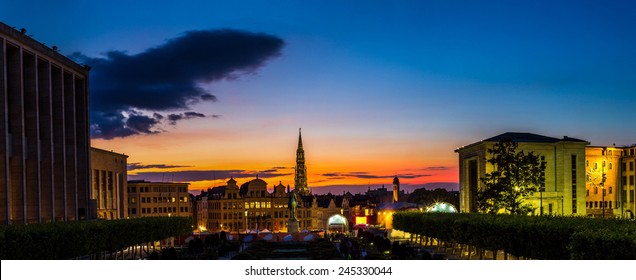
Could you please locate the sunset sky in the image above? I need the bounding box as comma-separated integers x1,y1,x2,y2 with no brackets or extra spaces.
3,1,635,193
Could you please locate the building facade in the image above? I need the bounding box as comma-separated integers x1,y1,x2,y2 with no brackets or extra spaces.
196,178,322,233
586,145,636,219
127,181,190,218
456,132,589,216
90,147,128,220
619,145,636,219
1,22,91,224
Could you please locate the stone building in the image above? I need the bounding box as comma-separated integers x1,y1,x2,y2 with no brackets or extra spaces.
90,147,128,220
586,145,636,218
127,181,190,218
456,132,589,215
1,22,90,224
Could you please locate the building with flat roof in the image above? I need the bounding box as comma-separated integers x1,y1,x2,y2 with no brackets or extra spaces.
456,132,589,215
1,22,90,224
127,180,191,218
90,147,128,220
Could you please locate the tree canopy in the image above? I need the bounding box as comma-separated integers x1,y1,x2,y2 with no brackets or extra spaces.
407,187,459,209
477,138,546,215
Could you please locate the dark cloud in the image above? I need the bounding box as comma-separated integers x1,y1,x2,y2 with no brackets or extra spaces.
422,166,451,171
128,163,193,171
321,172,431,180
72,29,284,139
128,168,292,182
167,111,208,125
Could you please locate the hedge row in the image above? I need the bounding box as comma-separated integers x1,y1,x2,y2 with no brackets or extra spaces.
393,213,636,260
0,217,192,259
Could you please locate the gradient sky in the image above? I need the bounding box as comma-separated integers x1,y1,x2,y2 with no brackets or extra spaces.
3,1,635,193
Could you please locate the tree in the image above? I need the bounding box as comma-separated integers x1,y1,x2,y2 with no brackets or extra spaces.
477,138,546,215
407,187,459,209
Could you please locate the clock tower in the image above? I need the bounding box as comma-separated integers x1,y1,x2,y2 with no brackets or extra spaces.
294,128,310,195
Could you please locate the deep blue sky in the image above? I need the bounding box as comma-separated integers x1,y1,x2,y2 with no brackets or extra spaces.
3,1,635,190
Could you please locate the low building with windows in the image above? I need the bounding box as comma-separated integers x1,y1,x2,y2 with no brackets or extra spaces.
456,132,589,216
126,180,190,218
90,147,128,220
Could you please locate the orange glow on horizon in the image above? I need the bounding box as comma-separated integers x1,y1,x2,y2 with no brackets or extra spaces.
92,128,461,193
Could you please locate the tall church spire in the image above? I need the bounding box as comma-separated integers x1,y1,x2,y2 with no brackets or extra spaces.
295,128,310,195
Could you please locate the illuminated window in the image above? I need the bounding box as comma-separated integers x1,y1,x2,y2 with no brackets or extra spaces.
609,187,613,194
609,163,612,170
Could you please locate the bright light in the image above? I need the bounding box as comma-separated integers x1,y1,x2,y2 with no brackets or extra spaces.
355,216,367,225
426,202,458,213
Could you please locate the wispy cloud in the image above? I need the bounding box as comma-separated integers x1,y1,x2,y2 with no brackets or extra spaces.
128,162,193,171
320,172,431,180
129,167,292,182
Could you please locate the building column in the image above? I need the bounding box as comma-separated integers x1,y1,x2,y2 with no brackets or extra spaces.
51,65,65,222
0,38,9,224
7,44,26,224
37,58,54,223
23,51,40,224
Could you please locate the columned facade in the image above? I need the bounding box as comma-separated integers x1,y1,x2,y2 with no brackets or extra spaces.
90,147,128,220
1,22,90,224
